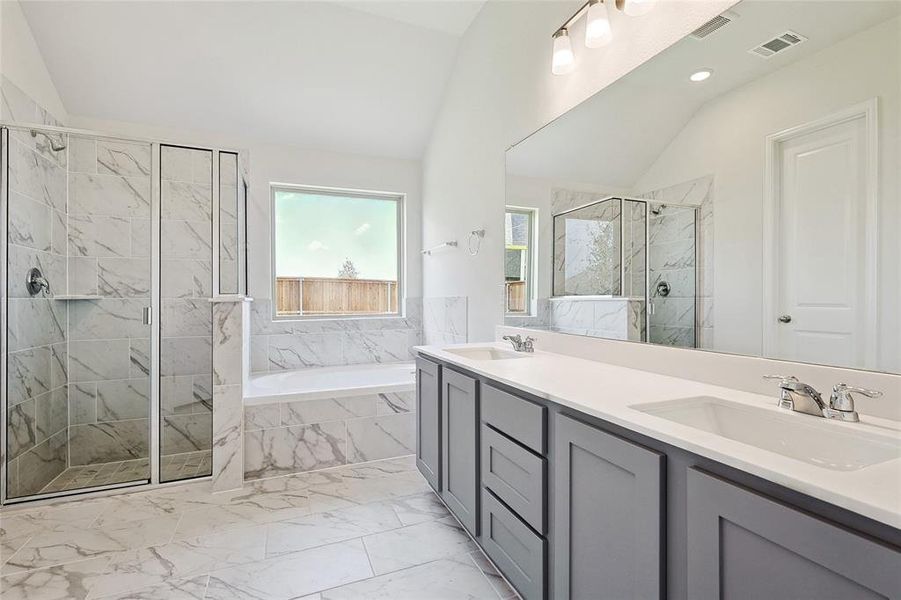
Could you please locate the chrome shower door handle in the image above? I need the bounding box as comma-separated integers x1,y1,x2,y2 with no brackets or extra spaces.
142,307,152,325
778,314,792,323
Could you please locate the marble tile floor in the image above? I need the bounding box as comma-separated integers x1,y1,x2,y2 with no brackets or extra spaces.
37,452,213,495
0,456,519,600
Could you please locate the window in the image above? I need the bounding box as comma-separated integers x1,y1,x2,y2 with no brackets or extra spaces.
505,208,535,314
272,185,402,318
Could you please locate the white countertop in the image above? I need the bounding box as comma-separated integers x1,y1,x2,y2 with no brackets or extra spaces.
416,342,901,530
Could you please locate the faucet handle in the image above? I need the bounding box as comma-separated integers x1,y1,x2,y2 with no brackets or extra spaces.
830,383,882,413
832,383,883,398
763,374,799,387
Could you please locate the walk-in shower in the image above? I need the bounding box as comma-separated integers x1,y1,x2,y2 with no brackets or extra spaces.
1,124,247,503
551,196,699,347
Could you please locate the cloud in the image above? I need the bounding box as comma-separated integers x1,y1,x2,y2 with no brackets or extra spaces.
354,223,371,236
307,240,328,251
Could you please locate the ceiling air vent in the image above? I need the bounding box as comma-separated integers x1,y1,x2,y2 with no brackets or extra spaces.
690,11,738,40
749,30,808,58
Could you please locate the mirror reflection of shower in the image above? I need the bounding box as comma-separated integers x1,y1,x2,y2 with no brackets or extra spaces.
30,129,67,152
550,196,699,348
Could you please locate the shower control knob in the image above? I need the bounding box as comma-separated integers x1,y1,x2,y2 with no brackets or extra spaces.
778,314,792,323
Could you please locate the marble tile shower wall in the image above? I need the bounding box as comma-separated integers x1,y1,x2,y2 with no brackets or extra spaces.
249,298,424,373
4,92,70,497
66,136,153,469
637,176,713,349
547,297,644,340
4,79,68,496
159,146,214,474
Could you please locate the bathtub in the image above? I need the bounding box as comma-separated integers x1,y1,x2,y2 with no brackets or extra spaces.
242,362,417,480
245,362,416,406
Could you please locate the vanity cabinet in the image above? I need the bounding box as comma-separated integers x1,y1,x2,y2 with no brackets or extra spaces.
415,357,441,491
687,468,901,599
554,413,665,600
441,368,480,536
416,355,901,600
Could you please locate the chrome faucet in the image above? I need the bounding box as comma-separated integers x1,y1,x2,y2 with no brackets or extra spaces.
503,334,535,353
763,375,882,422
764,375,827,417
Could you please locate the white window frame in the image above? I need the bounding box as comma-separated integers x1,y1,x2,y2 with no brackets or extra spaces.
270,183,405,321
505,206,537,316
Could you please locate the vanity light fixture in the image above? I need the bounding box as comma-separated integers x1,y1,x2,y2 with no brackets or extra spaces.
552,0,656,75
552,29,576,75
585,0,613,48
690,69,713,82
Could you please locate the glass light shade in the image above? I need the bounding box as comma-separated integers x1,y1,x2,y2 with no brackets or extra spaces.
623,0,656,17
585,1,613,48
552,29,575,75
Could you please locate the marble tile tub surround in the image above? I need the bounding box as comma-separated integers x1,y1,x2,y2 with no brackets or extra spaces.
250,297,424,373
422,296,467,345
4,83,70,497
0,457,517,600
244,390,416,480
211,299,250,492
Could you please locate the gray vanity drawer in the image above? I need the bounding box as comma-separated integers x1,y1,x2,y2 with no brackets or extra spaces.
482,424,546,533
482,383,546,454
481,487,546,600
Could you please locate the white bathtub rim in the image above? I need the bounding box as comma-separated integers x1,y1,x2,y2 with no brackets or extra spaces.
244,362,415,407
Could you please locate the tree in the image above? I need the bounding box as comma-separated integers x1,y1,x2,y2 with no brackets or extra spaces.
337,258,359,279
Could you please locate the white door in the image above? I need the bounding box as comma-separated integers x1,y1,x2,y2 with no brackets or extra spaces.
771,113,872,368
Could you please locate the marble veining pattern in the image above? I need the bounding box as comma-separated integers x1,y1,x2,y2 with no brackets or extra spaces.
243,390,415,481
4,82,71,498
0,457,517,600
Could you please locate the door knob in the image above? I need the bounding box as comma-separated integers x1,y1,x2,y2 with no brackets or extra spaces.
778,315,792,323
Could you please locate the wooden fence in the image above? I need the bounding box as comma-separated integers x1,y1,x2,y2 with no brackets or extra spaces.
276,277,398,316
506,281,526,313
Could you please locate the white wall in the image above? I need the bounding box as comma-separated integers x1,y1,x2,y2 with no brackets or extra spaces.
633,17,900,372
0,0,68,122
421,0,736,342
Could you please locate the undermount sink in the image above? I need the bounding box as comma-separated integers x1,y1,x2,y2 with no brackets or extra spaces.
632,396,901,471
444,347,529,361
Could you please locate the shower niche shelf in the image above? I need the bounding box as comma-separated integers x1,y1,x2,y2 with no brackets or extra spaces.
53,295,103,300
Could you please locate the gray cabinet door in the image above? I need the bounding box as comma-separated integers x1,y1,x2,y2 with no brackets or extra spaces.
441,368,480,536
415,357,441,491
687,468,901,599
554,413,665,600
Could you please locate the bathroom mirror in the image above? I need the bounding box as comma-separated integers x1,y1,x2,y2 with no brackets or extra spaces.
504,0,900,374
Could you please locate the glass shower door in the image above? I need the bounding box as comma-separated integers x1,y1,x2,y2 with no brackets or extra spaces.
647,203,698,348
4,127,153,499
159,145,213,482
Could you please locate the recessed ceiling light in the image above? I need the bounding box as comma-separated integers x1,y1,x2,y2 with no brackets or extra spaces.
690,69,713,82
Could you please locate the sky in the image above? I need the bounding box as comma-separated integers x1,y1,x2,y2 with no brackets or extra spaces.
274,190,399,280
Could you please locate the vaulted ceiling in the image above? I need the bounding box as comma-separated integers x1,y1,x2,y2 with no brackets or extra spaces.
21,1,487,158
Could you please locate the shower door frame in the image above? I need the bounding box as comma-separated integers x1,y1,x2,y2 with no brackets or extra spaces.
0,122,248,506
549,195,701,346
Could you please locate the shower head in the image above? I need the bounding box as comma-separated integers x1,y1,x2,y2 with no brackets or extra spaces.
649,203,666,216
30,129,67,152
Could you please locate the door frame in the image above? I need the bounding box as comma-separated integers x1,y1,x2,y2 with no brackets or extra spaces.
762,99,878,367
